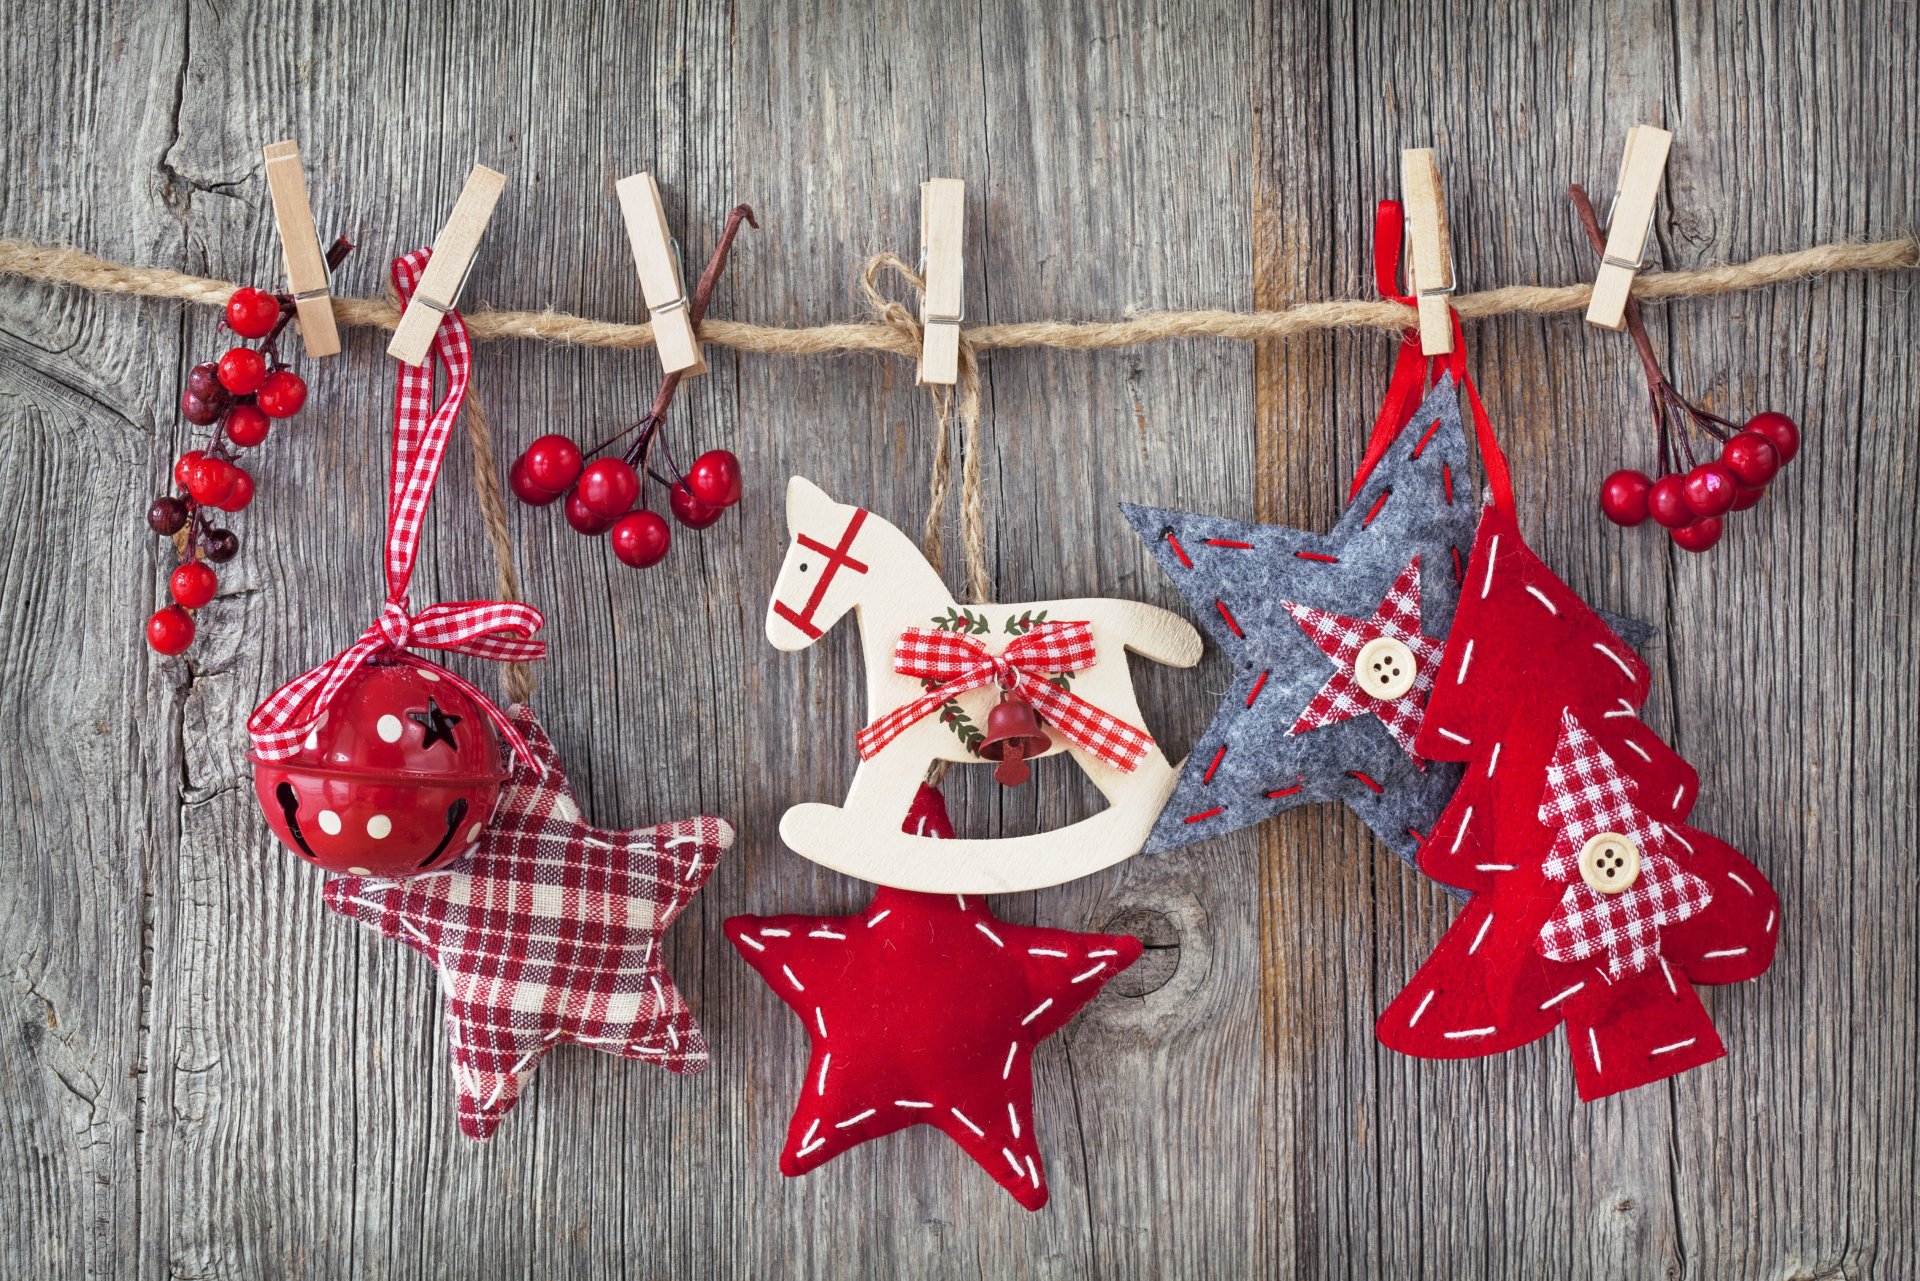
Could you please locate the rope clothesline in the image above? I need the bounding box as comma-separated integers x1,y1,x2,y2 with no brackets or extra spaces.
1,235,1913,359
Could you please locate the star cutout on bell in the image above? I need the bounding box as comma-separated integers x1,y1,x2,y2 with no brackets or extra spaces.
1122,373,1476,868
408,697,463,752
324,705,734,1139
726,786,1142,1210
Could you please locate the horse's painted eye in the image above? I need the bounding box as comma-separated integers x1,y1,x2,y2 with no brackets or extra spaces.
798,562,809,573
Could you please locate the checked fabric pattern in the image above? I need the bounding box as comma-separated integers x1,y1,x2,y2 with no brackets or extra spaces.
856,621,1154,771
1534,711,1711,978
249,247,544,768
1538,712,1673,877
324,705,733,1139
1284,556,1445,761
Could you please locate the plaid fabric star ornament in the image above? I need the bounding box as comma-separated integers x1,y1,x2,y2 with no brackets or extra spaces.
1376,507,1778,1099
325,704,733,1138
727,785,1142,1210
1123,371,1475,867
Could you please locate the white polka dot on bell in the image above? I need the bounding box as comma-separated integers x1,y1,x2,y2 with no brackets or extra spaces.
464,822,484,845
366,814,392,839
317,810,342,835
377,714,404,743
347,866,372,876
417,669,440,682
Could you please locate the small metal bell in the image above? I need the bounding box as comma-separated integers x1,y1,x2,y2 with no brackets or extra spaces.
977,693,1051,787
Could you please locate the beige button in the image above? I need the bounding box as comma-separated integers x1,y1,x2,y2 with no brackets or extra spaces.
1353,636,1418,701
1577,832,1641,895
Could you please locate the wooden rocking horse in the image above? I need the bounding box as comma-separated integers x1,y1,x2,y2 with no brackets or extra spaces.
765,477,1203,892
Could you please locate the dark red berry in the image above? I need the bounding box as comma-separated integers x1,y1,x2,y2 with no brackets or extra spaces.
224,403,271,447
1682,463,1737,518
147,496,188,535
225,287,282,339
522,434,584,494
1721,432,1780,488
255,369,307,418
1745,412,1799,465
610,510,672,567
173,450,206,492
1647,474,1692,529
1599,469,1653,527
686,449,742,508
1730,484,1766,511
181,390,224,426
670,480,725,529
201,528,240,562
216,347,267,395
564,489,620,534
185,456,234,506
187,362,224,399
1671,518,1723,553
216,467,254,511
509,456,563,506
576,459,640,518
146,605,195,655
170,561,218,609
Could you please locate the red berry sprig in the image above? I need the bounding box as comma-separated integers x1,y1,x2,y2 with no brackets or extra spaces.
509,204,757,571
144,239,352,654
1571,186,1800,555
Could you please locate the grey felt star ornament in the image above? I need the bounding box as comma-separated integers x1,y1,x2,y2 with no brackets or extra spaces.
1123,373,1477,867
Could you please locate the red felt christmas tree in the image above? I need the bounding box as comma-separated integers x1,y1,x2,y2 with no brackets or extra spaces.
1377,506,1779,1099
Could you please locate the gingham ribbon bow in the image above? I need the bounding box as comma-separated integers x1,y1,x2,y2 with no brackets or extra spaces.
856,621,1154,771
247,249,546,768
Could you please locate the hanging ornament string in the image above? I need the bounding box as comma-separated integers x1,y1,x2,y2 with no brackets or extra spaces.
856,253,992,605
456,380,538,707
1348,200,1517,520
248,249,546,766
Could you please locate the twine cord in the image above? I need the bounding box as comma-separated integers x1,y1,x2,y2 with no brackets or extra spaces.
5,230,1913,707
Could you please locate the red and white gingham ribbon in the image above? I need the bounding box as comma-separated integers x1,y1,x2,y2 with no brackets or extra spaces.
856,621,1154,772
247,249,546,768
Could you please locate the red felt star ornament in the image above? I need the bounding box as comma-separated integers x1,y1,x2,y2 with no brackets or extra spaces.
1282,554,1445,761
325,705,733,1138
726,786,1142,1210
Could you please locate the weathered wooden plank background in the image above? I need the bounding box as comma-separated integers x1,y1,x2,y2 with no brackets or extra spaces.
1,0,1914,1275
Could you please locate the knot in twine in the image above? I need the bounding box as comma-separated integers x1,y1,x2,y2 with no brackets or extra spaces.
857,253,992,606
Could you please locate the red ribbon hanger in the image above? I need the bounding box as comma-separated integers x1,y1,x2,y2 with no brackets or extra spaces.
248,250,546,768
1348,200,1515,521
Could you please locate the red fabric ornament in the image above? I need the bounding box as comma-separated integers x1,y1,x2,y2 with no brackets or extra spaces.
726,785,1142,1210
1376,507,1779,1099
325,705,733,1138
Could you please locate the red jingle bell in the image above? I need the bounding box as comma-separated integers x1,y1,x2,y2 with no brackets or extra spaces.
249,662,505,876
976,693,1051,787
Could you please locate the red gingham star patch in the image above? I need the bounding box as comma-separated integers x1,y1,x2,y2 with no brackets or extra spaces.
324,705,733,1139
1282,556,1444,761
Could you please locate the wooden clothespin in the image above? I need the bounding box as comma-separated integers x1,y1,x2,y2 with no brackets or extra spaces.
387,163,507,366
1400,150,1456,356
1585,125,1674,331
917,178,965,386
614,173,706,376
261,140,340,358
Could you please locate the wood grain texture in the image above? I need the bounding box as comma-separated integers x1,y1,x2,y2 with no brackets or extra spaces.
0,0,1911,1275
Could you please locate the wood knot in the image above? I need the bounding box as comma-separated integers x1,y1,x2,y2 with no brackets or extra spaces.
1102,908,1180,997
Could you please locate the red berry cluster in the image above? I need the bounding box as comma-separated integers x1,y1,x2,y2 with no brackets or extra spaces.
511,424,743,568
145,244,349,654
1599,412,1800,553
